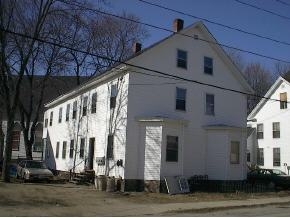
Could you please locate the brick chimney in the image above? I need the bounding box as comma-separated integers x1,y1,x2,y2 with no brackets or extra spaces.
173,18,184,32
133,42,142,53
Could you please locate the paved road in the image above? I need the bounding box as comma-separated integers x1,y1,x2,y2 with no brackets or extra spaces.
166,205,290,217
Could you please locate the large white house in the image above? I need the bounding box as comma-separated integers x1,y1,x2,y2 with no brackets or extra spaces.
247,74,290,174
43,19,253,192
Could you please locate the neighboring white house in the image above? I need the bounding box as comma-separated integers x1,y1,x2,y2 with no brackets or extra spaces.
247,75,290,174
43,19,253,192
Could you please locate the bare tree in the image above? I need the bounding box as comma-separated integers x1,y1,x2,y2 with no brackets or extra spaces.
0,0,58,181
243,63,274,113
274,62,290,79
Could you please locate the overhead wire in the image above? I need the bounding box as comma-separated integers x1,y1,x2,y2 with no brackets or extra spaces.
275,0,290,6
58,0,290,65
138,0,290,47
234,0,290,20
1,26,289,104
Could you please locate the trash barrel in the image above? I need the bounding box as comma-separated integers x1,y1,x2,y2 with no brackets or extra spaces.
106,176,115,192
95,175,107,191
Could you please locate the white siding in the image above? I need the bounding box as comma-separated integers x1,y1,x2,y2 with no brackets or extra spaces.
44,73,129,177
144,126,162,180
125,25,248,180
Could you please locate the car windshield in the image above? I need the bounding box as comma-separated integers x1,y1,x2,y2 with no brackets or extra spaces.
26,161,47,169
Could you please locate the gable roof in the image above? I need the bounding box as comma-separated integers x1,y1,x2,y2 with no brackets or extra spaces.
247,76,290,119
45,21,254,108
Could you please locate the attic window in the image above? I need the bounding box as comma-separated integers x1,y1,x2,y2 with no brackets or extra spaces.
280,92,287,109
177,49,187,69
204,57,213,75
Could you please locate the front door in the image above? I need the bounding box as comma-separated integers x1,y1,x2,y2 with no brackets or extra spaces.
87,138,95,170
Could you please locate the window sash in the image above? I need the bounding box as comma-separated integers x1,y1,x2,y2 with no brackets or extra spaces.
11,131,20,151
91,93,97,113
49,112,53,126
107,135,114,159
257,148,264,166
166,136,178,162
257,124,264,139
273,122,280,138
66,104,70,121
62,141,67,159
56,142,60,158
206,94,215,115
176,88,186,111
69,140,74,159
82,97,88,116
204,56,213,75
58,107,62,123
273,148,280,166
230,141,240,164
177,50,187,69
72,101,77,119
280,93,287,109
80,138,85,159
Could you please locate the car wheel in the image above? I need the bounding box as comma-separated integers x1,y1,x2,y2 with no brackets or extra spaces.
268,182,276,190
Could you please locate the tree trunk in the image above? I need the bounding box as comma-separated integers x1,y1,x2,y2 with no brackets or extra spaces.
2,119,14,182
22,128,33,160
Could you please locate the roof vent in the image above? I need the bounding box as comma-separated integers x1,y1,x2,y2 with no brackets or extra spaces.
133,42,142,53
173,19,184,32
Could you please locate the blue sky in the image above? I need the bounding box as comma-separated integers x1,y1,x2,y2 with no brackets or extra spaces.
107,0,290,72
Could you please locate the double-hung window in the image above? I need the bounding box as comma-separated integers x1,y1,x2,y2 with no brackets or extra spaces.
257,124,264,139
49,111,53,126
176,88,186,111
66,104,70,121
91,93,97,114
230,141,240,164
205,94,215,115
273,122,280,138
204,56,213,75
82,96,88,116
280,92,287,109
69,140,74,159
107,135,114,159
72,101,77,119
110,85,117,109
80,138,85,159
62,141,67,159
273,148,280,166
58,107,62,123
56,142,60,158
177,49,187,69
166,136,179,162
257,148,264,166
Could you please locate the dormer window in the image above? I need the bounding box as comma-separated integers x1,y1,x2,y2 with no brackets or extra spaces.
280,92,287,109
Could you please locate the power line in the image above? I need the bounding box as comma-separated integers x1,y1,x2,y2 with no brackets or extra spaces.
234,0,290,20
275,0,290,6
138,0,290,47
3,27,287,104
58,0,290,65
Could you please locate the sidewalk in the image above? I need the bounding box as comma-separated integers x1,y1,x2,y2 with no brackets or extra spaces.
101,196,290,216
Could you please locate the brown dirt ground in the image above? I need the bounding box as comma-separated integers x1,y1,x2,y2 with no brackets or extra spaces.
0,181,290,216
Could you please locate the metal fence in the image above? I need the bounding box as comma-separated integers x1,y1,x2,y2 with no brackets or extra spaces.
188,175,271,193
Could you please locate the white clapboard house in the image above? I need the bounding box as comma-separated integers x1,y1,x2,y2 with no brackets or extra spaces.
247,73,290,173
43,19,253,192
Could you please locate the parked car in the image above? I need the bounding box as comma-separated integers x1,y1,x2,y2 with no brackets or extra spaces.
17,160,53,182
247,168,290,189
